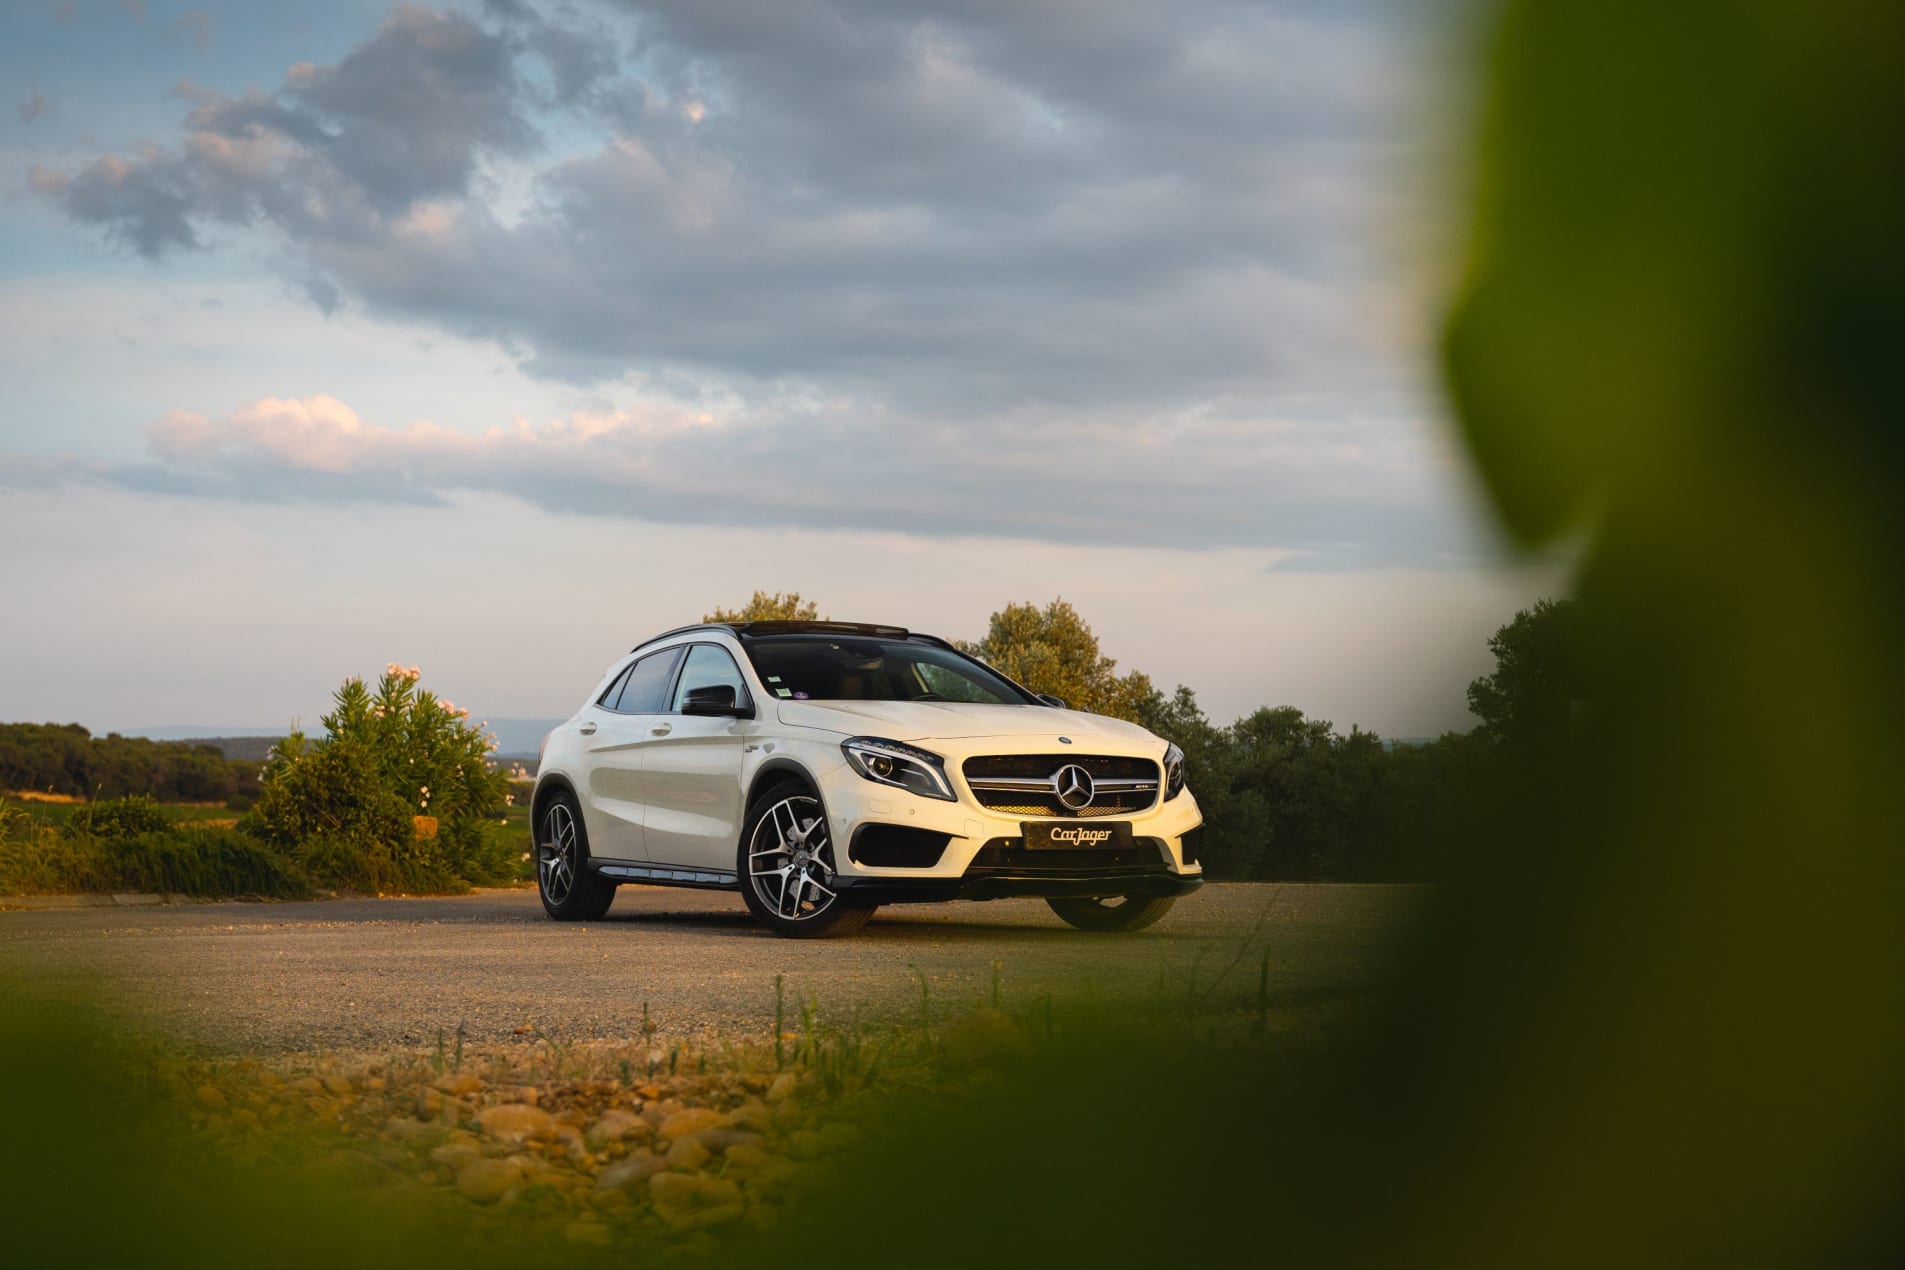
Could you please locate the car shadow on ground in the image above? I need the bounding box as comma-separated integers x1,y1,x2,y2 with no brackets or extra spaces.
601,898,1185,943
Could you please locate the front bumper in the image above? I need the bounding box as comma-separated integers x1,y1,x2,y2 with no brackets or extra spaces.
812,757,1205,903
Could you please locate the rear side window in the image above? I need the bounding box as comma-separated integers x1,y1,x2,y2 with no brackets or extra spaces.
596,662,635,708
610,647,684,714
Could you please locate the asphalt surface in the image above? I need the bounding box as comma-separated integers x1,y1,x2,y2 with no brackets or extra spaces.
0,883,1423,1057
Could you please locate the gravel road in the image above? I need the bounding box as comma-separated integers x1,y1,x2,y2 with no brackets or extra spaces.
0,883,1422,1057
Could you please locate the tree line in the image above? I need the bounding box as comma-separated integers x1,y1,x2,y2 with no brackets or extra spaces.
0,722,261,804
714,591,1584,881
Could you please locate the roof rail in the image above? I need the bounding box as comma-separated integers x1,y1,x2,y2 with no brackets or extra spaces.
628,623,737,652
736,620,912,640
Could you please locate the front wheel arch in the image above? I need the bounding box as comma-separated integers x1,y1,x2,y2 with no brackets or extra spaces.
742,757,829,817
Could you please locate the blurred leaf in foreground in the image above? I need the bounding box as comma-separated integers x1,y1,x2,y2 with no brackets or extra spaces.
769,5,1905,1268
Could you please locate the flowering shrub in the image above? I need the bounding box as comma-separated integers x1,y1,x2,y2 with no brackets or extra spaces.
245,665,513,892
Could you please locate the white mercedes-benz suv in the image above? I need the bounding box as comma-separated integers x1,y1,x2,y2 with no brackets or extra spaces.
532,621,1204,938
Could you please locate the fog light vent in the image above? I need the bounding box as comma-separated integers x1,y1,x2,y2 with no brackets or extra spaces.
849,824,951,869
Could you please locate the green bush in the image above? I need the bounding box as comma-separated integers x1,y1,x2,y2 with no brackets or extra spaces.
1,821,310,900
0,829,102,895
245,666,513,893
106,829,310,899
243,736,436,892
62,794,170,840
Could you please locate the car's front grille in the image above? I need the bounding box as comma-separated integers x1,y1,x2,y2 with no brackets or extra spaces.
961,754,1161,818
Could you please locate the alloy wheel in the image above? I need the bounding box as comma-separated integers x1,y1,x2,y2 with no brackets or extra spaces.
539,802,578,905
747,795,839,922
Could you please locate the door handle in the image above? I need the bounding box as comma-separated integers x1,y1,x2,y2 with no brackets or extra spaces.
579,722,597,735
650,723,673,736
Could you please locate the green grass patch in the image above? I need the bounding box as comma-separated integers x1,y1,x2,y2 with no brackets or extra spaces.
0,821,313,899
6,797,241,830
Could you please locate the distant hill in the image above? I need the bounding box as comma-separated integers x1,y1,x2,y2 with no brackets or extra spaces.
122,728,285,762
485,718,566,757
126,718,566,763
129,726,286,742
183,735,283,763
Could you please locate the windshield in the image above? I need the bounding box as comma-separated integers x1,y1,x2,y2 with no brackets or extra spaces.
742,636,1036,705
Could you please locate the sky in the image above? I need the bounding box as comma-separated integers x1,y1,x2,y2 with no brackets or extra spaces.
0,0,1566,737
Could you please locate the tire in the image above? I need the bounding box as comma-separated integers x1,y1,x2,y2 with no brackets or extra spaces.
738,779,876,939
1046,894,1176,933
536,790,617,921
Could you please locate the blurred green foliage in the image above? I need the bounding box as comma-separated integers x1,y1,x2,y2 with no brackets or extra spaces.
0,982,628,1270
1406,3,1905,1263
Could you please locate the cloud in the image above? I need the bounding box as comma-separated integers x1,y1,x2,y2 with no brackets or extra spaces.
25,1,1457,566
32,7,530,255
31,2,1419,409
31,150,199,256
17,389,1479,566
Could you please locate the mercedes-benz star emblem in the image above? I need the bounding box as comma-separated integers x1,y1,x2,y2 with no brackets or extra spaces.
1054,764,1095,811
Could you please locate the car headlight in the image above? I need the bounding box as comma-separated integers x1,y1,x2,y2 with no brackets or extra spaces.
841,737,956,802
1163,743,1186,800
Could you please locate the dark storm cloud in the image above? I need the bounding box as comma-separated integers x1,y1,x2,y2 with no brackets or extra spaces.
27,0,1455,563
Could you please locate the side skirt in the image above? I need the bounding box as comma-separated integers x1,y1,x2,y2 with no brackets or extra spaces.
593,863,741,891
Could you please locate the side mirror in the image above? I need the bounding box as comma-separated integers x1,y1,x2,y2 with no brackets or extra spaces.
1036,693,1068,709
683,684,753,719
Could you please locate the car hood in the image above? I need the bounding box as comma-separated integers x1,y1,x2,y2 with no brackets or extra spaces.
772,699,1160,747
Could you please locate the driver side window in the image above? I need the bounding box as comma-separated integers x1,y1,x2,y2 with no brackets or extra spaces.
670,645,750,713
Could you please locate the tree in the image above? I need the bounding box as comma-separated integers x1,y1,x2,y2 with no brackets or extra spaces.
961,599,1155,720
704,591,823,623
1466,597,1585,749
0,722,250,801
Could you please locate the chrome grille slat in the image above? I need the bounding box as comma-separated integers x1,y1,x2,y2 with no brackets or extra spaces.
961,753,1162,818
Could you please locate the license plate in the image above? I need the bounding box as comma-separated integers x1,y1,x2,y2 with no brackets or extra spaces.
1021,820,1134,850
